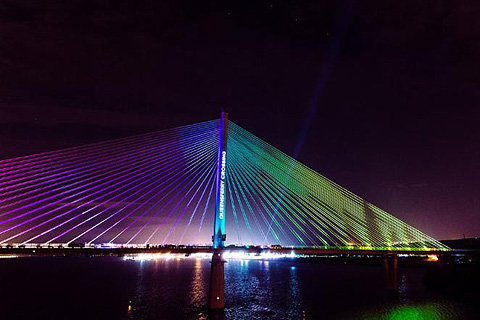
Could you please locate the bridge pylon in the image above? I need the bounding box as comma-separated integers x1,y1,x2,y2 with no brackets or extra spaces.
209,111,228,310
212,111,228,248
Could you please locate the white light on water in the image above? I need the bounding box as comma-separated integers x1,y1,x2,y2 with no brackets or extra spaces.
223,250,298,260
124,253,212,261
123,251,299,262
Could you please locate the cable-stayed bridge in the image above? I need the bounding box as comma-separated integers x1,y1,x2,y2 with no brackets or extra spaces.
0,112,451,309
0,115,447,251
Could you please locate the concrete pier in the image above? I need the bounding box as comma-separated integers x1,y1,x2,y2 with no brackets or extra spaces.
382,254,398,290
208,250,225,310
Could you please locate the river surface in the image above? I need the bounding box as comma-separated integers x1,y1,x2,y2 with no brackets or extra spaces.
0,256,478,319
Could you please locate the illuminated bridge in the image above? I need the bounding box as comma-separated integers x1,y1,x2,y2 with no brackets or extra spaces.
0,112,449,309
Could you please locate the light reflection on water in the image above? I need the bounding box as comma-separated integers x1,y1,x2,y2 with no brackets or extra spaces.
0,256,477,320
360,301,471,320
190,258,207,309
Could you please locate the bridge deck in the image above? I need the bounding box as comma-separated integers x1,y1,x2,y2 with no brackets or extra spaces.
0,246,454,256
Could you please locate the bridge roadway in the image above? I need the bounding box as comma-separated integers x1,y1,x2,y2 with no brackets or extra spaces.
0,246,452,257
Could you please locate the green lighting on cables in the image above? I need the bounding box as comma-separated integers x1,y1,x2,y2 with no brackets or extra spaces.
224,121,449,251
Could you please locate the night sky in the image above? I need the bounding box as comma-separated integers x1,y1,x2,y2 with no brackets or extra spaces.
1,0,479,240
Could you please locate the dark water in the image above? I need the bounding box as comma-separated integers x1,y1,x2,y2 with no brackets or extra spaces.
0,256,478,320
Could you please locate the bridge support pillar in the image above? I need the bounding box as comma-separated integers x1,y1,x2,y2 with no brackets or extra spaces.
209,111,228,312
382,254,398,290
208,250,225,310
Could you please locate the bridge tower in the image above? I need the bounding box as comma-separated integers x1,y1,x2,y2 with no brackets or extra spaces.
208,111,228,310
213,111,228,249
